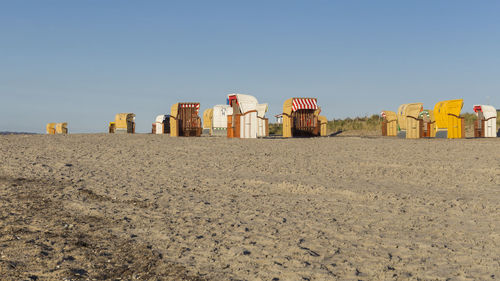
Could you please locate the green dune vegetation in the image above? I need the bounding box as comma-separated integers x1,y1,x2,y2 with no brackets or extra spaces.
269,111,500,136
327,114,382,133
268,114,383,136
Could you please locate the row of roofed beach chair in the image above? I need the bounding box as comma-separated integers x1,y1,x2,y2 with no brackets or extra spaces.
46,94,327,138
381,99,498,139
46,96,497,138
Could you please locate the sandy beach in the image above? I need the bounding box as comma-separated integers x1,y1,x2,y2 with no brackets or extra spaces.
1,134,499,280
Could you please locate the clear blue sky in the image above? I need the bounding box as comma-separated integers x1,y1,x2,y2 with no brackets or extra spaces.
1,0,499,133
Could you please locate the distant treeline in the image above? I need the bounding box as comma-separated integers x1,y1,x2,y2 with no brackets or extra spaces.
269,112,500,136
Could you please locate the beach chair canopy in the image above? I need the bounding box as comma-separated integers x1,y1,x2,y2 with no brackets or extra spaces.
434,99,463,129
474,105,497,119
283,98,318,116
381,111,397,122
171,103,200,118
256,103,268,118
397,103,423,130
227,94,258,114
406,104,423,119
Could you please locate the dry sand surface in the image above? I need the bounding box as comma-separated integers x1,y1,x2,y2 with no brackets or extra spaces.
1,134,499,280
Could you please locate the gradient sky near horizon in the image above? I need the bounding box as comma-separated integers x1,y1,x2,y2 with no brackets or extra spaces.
1,0,499,133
